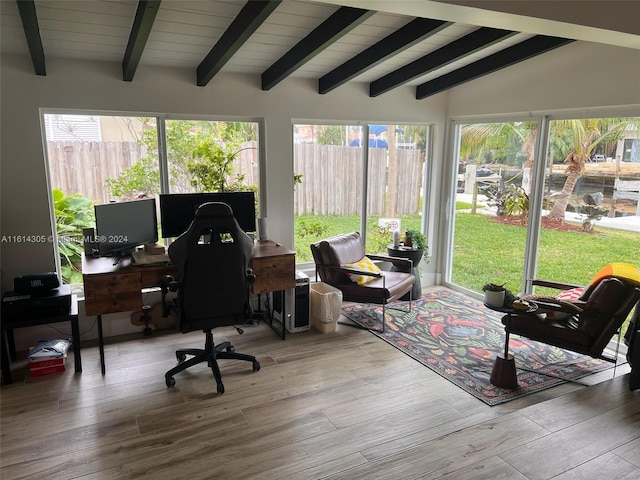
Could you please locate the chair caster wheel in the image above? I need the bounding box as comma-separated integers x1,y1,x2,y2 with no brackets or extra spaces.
166,376,176,387
253,360,261,372
217,383,225,394
176,353,186,362
226,345,236,353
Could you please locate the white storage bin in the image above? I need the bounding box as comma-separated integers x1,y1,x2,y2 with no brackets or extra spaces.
310,282,343,325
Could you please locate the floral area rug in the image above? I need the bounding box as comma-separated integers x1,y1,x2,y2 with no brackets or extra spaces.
341,289,613,405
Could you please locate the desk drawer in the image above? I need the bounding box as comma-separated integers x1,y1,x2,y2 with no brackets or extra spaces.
83,273,143,316
84,292,142,316
251,256,296,294
84,273,142,294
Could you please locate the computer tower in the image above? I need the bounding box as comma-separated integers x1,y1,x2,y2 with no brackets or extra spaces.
273,270,310,333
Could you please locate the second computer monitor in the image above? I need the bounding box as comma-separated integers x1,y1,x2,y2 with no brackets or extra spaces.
159,191,256,238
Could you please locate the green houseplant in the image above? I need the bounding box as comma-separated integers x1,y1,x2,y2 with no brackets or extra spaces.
404,229,427,250
52,189,95,284
482,282,506,308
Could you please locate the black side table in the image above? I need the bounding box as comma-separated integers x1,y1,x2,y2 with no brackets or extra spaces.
387,244,423,300
484,302,537,389
1,290,81,385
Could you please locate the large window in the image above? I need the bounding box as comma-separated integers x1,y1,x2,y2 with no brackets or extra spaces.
446,116,640,297
535,117,640,288
43,113,260,285
293,123,430,263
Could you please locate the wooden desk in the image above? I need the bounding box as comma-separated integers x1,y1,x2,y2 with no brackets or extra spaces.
82,241,295,373
82,254,178,374
250,241,296,294
250,241,296,338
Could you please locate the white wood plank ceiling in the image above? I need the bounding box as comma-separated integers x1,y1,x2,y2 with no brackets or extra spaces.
1,0,636,98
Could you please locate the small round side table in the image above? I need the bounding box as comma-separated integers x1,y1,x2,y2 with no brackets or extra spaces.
484,302,537,389
387,244,423,300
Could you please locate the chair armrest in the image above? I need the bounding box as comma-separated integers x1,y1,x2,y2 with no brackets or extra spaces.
159,275,179,318
367,253,413,269
524,297,586,313
532,300,564,311
531,279,585,291
246,268,256,284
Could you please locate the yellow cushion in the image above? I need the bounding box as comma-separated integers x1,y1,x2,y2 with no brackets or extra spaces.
343,256,381,285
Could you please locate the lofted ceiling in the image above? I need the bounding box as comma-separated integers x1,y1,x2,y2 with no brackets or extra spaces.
1,0,638,99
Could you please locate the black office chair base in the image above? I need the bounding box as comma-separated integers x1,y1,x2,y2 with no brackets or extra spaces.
165,329,260,394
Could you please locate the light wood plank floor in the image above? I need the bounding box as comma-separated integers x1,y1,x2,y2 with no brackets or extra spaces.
2,303,639,479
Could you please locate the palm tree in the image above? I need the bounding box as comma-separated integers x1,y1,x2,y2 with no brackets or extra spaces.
547,118,637,220
460,118,639,221
460,122,537,192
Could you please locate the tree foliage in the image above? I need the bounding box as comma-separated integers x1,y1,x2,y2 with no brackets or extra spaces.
104,156,160,198
104,119,258,198
188,139,248,192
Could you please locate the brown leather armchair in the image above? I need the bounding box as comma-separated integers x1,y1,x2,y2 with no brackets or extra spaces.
310,231,415,332
504,275,640,363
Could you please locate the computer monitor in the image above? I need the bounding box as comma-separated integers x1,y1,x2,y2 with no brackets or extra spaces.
94,198,158,257
159,191,256,238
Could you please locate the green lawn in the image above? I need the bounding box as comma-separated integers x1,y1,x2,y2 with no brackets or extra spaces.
452,212,639,293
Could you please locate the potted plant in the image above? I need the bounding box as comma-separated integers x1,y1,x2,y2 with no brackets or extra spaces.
404,229,427,251
482,282,506,308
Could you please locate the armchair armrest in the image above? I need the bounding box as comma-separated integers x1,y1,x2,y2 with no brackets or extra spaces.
523,297,587,313
531,279,585,291
368,253,413,269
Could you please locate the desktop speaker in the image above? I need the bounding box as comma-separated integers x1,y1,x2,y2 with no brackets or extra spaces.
258,217,269,241
13,272,60,295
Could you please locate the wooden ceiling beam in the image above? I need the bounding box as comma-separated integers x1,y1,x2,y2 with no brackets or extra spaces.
415,35,573,99
197,1,281,87
16,0,45,76
122,0,161,82
262,6,375,91
370,27,517,97
319,18,452,95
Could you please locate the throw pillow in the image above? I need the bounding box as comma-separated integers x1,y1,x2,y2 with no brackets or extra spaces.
342,256,381,285
556,287,585,300
548,287,587,320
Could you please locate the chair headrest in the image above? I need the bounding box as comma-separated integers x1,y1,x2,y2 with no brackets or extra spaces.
195,202,234,219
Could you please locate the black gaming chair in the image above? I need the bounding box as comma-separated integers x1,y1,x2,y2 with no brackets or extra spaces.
160,202,260,394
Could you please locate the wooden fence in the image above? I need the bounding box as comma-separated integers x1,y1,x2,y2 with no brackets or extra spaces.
293,144,423,215
47,141,146,203
46,141,259,204
47,141,423,216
